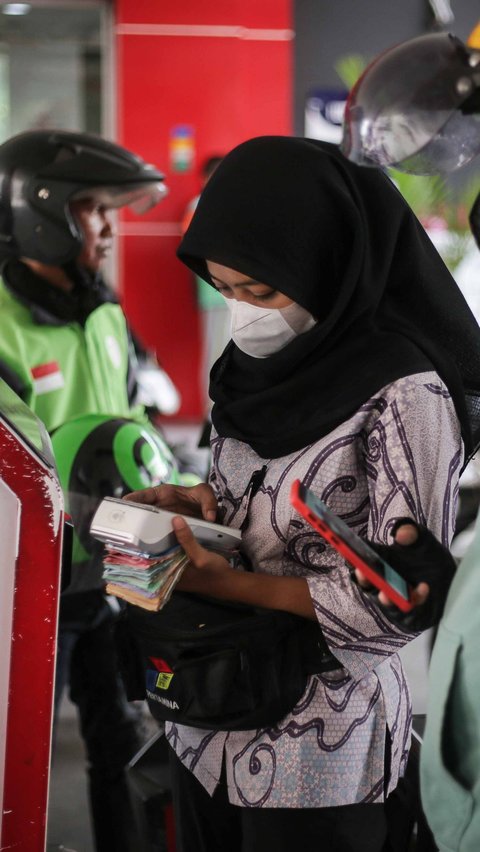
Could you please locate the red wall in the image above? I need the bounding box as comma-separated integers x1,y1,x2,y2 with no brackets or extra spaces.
114,0,293,419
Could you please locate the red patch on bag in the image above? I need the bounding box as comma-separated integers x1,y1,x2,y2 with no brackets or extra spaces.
149,657,173,673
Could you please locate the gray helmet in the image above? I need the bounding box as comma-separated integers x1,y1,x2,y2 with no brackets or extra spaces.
341,32,480,175
0,129,167,264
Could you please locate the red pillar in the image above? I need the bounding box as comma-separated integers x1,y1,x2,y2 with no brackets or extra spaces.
0,420,64,850
115,0,293,419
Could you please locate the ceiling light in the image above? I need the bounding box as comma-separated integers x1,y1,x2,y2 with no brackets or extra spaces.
2,4,32,15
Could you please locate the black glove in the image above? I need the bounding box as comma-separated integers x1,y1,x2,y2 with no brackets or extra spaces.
364,518,457,632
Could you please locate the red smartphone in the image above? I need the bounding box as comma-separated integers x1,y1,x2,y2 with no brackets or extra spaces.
290,479,414,613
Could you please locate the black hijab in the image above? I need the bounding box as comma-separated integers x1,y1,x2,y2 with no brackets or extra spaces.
178,136,480,460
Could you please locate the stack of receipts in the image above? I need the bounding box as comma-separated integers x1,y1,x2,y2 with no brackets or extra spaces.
102,544,189,611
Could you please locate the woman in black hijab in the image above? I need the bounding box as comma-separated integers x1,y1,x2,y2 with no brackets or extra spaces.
128,137,480,852
180,136,480,459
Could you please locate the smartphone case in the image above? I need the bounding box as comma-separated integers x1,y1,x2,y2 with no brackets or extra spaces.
290,479,413,612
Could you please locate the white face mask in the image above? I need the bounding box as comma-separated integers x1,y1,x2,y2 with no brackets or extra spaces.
225,299,316,358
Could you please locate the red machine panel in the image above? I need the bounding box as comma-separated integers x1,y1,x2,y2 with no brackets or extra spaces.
0,418,63,851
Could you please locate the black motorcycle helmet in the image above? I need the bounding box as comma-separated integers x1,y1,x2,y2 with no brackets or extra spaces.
0,129,167,264
341,32,480,175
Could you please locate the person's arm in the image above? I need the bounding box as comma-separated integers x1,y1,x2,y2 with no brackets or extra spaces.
350,375,461,637
299,374,463,677
172,516,316,619
123,485,316,619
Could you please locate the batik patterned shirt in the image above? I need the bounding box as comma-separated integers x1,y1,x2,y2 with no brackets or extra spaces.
166,371,462,808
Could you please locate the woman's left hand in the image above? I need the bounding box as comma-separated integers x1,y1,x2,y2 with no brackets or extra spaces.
355,523,430,608
354,519,456,632
173,516,233,596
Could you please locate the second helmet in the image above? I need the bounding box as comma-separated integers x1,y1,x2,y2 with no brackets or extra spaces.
0,129,167,264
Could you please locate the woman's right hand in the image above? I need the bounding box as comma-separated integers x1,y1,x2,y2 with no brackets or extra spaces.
123,482,218,522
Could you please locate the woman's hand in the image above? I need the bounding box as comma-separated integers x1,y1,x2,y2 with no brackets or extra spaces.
172,516,233,596
354,519,456,632
123,482,218,521
355,523,430,608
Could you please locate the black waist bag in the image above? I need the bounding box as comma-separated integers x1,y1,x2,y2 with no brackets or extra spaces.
122,592,340,731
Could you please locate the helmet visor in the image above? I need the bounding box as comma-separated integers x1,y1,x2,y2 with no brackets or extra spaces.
342,32,480,174
72,181,168,213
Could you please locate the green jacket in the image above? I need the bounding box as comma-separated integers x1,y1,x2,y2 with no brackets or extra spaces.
0,270,174,593
0,277,140,429
421,515,480,851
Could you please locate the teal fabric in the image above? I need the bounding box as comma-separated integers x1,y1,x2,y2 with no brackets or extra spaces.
421,514,480,851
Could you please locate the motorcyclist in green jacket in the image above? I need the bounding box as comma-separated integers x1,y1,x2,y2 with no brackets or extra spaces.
0,129,172,852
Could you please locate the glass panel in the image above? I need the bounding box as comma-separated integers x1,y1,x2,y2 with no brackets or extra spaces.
0,376,55,466
0,2,103,140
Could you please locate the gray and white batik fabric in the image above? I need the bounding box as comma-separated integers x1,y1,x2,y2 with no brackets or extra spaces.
166,370,462,809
